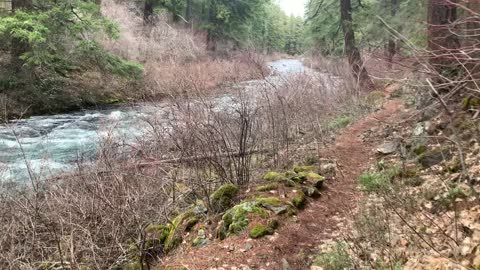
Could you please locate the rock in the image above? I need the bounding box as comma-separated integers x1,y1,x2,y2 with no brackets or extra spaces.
249,225,273,239
417,147,452,168
473,254,480,268
319,163,336,178
281,258,292,270
193,229,210,247
377,141,399,154
414,123,425,136
303,186,320,198
291,192,306,209
256,197,288,215
269,206,288,215
220,202,268,239
193,200,208,215
240,242,253,252
310,266,323,270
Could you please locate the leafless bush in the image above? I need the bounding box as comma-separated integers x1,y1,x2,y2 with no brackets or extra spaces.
0,54,363,268
101,0,204,63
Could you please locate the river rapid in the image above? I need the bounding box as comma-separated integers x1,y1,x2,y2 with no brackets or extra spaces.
0,59,308,181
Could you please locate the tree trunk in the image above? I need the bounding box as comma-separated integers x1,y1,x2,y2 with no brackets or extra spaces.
206,0,216,51
427,0,460,70
340,0,374,90
11,0,32,10
207,30,217,51
143,0,155,24
386,0,399,68
185,0,193,28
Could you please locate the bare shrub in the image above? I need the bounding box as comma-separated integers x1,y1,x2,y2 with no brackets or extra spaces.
0,54,363,268
101,0,204,63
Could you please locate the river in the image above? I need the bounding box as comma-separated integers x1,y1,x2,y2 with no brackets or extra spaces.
0,59,308,181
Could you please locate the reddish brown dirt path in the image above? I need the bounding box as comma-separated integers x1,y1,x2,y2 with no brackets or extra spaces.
159,84,404,270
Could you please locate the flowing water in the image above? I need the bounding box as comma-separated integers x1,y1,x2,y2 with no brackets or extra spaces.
0,59,308,181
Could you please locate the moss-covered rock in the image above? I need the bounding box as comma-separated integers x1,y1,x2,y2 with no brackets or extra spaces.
263,171,282,181
256,197,288,215
164,211,195,252
285,170,297,178
292,172,308,183
256,197,283,207
185,217,200,232
249,224,273,239
219,202,269,239
306,172,325,188
145,224,170,244
281,178,298,187
291,192,307,209
256,182,279,192
293,165,315,173
211,183,239,212
192,229,209,247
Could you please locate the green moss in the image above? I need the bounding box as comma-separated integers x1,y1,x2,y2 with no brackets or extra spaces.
284,170,296,177
256,182,279,192
293,165,315,173
281,178,298,187
185,217,199,232
249,224,273,239
220,201,269,238
463,96,480,110
211,184,239,211
164,211,195,252
306,172,325,189
256,197,283,207
145,224,170,243
291,192,307,209
292,172,308,183
263,171,282,181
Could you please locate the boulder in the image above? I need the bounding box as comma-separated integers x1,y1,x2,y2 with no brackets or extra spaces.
418,147,452,168
377,141,399,155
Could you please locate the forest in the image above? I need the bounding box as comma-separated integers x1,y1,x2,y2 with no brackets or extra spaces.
0,0,479,269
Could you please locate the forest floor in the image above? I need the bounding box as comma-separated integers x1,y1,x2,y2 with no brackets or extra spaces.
159,83,406,270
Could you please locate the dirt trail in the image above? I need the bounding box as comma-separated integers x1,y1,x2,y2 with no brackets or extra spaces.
160,84,404,270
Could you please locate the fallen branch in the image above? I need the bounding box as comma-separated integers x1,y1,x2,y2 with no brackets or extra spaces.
136,149,269,167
